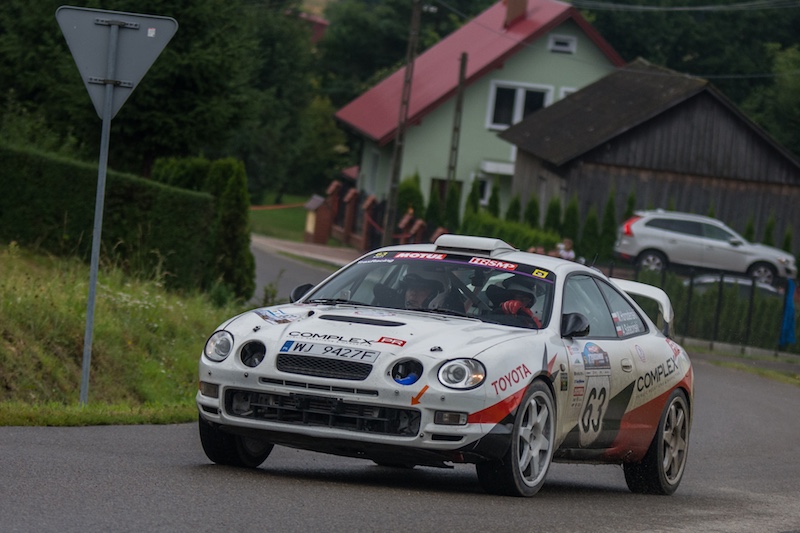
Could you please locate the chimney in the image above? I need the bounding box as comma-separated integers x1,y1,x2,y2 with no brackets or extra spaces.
504,0,528,27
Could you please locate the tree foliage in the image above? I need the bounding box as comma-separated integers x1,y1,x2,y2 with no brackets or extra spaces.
524,194,540,229
0,0,340,198
444,183,462,231
600,190,618,261
505,194,522,222
543,198,561,235
397,172,425,219
316,0,494,107
562,195,580,241
579,206,601,263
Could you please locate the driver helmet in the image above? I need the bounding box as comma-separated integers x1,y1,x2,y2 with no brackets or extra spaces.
502,278,537,307
400,266,446,308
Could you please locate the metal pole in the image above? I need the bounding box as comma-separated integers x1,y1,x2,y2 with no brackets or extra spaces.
80,22,119,406
382,0,421,247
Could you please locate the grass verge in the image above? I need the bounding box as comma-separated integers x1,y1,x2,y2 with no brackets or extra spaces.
0,241,248,426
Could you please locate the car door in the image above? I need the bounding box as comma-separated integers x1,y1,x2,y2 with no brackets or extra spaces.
698,222,750,273
560,274,646,450
656,218,705,267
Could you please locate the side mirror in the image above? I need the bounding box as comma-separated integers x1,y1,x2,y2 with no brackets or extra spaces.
729,238,743,247
561,312,590,338
290,283,314,303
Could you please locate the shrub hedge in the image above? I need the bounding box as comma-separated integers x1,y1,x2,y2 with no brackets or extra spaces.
0,145,215,291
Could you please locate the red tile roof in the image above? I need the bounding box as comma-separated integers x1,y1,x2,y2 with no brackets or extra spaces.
335,0,624,146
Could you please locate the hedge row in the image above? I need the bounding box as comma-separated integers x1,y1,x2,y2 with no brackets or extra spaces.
460,210,561,252
0,145,215,292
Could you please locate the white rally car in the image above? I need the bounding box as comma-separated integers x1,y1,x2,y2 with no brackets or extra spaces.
197,235,693,497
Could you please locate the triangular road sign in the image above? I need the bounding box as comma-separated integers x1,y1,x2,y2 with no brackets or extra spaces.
56,6,178,119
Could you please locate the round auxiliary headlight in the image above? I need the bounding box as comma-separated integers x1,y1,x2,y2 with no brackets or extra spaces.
204,330,234,362
438,359,486,390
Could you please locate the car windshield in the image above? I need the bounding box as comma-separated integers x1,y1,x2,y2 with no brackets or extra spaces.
303,251,555,329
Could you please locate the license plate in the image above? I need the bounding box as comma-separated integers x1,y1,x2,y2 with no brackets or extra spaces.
279,341,380,362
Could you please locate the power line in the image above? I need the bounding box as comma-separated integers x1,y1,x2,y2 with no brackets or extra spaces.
432,0,800,80
570,0,800,12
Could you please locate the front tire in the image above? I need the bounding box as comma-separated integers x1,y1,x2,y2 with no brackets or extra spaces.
747,262,777,286
476,380,555,497
198,415,273,468
624,389,690,495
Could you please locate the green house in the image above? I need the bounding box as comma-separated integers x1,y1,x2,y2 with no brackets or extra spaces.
335,0,623,225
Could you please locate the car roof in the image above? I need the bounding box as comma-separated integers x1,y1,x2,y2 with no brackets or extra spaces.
634,209,723,224
364,234,589,276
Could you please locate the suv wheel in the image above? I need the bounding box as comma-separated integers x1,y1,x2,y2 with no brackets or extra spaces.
636,250,667,272
747,262,777,285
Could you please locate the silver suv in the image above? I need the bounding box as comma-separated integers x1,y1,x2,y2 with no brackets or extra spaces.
614,210,796,285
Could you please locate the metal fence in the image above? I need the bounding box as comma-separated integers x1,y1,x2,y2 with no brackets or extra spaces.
603,263,796,354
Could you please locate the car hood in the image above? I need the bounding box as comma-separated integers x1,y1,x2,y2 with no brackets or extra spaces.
748,243,794,261
219,304,533,358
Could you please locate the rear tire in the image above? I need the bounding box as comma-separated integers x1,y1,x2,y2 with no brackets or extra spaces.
476,380,555,497
636,250,667,272
624,389,690,495
198,415,273,468
747,262,777,286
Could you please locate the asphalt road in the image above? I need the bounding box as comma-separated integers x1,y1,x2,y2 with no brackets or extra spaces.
250,239,338,304
2,359,799,533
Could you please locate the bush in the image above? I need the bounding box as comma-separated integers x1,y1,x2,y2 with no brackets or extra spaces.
505,194,521,222
0,145,214,291
397,172,425,218
544,197,561,235
523,194,540,229
460,211,559,252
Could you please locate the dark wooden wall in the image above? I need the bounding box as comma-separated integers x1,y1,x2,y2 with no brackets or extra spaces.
511,92,800,249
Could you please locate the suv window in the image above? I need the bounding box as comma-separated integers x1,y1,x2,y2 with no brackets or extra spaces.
645,218,702,236
701,223,736,242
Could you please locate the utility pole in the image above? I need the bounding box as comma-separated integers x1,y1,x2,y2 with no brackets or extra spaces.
446,52,468,189
382,0,421,247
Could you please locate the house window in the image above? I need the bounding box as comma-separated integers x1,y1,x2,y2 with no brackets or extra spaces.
487,82,552,130
548,34,577,54
476,177,491,207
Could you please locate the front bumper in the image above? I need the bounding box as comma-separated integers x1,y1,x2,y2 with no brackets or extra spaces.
196,364,511,464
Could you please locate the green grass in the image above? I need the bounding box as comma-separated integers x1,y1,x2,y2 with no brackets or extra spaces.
249,193,308,241
0,241,249,426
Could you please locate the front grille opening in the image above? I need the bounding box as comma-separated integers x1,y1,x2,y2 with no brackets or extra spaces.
225,389,420,436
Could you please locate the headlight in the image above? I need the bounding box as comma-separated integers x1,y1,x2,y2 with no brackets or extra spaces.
204,330,234,362
438,359,486,390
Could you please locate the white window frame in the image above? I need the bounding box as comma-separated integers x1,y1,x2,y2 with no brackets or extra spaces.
548,34,577,54
559,87,577,100
485,80,554,131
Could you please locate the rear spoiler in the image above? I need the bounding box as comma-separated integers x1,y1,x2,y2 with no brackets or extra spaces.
611,278,674,337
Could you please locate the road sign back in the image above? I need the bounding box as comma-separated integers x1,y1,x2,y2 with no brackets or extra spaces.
56,6,178,119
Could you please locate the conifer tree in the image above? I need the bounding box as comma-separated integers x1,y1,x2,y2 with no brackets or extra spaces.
524,194,540,229
505,194,522,222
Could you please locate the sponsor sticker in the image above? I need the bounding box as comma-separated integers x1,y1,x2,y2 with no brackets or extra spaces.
468,257,518,270
395,252,446,260
254,309,303,324
377,336,406,347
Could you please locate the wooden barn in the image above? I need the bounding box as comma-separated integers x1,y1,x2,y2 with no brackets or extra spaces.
500,58,800,249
